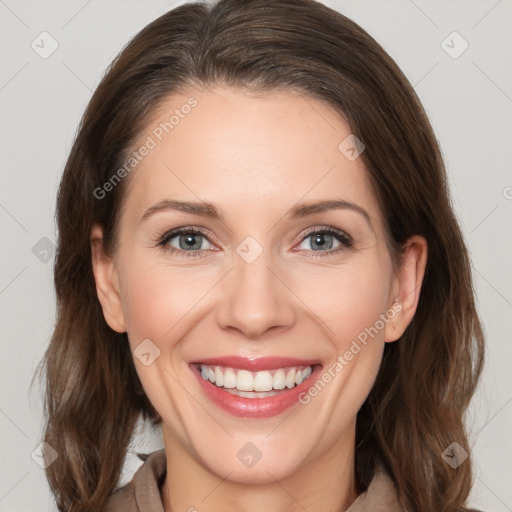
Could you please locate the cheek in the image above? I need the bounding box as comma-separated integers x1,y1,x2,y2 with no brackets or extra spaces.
118,252,216,346
343,272,390,343
291,257,393,347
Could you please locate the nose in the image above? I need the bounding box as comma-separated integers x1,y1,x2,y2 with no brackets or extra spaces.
216,245,296,340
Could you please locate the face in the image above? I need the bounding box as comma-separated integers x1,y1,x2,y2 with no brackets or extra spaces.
92,85,424,484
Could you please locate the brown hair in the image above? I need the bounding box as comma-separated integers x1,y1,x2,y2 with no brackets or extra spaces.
36,0,485,510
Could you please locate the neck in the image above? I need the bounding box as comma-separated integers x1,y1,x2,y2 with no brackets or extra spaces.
160,426,359,512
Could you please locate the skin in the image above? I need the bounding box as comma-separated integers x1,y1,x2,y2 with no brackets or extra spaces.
91,86,427,512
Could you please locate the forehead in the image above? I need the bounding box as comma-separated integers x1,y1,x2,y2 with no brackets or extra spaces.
120,86,381,229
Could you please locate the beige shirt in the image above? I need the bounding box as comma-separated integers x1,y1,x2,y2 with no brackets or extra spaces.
106,449,406,511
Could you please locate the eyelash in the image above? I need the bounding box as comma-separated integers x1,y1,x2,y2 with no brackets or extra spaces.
155,225,354,259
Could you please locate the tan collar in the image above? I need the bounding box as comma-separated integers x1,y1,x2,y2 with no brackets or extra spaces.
107,449,404,512
345,465,404,511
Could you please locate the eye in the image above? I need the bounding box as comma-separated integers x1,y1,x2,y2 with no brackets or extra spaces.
296,227,353,258
156,227,215,259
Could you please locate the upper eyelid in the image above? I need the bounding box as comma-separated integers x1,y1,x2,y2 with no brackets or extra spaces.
300,225,352,241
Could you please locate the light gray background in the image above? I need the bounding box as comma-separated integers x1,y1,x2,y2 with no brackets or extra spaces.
1,0,511,510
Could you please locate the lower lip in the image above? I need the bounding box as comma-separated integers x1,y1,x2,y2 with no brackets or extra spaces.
190,364,323,418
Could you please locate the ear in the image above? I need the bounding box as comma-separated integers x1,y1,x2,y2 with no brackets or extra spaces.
90,223,126,333
384,235,428,343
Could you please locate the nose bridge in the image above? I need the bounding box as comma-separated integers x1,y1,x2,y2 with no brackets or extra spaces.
216,235,295,339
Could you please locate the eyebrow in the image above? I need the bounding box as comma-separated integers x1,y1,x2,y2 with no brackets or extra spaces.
140,198,374,231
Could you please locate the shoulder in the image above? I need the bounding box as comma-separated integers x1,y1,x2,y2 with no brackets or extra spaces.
105,449,167,512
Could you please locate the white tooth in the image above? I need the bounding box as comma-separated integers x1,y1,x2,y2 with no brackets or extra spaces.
214,366,224,387
200,365,208,380
223,368,237,388
237,370,254,391
302,366,312,380
294,369,303,385
256,390,280,398
226,389,255,398
272,369,286,390
285,368,296,388
208,368,215,383
225,389,281,399
254,371,273,392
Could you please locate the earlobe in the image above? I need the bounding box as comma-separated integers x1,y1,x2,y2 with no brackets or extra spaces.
384,235,428,343
90,223,127,333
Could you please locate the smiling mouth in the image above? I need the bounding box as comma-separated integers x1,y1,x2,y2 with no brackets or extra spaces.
191,363,321,399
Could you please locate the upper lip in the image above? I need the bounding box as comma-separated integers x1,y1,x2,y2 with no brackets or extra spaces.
190,356,322,371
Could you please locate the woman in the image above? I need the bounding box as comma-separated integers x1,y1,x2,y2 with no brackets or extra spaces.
38,0,485,510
